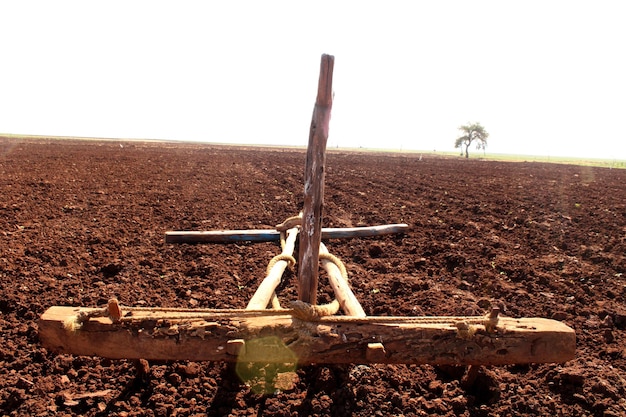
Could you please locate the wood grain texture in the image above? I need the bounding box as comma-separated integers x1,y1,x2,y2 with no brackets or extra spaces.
298,54,334,304
40,306,576,365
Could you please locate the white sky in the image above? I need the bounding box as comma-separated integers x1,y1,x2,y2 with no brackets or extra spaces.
1,1,625,159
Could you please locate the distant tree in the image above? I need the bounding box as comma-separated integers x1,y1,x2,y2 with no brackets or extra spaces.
454,122,489,159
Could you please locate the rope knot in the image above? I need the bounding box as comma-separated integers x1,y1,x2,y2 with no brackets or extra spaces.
289,300,340,321
275,213,303,232
266,254,297,275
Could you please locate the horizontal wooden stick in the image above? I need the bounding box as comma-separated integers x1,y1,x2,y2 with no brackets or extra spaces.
40,306,575,365
164,224,409,244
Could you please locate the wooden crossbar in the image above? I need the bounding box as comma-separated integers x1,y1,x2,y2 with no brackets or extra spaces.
164,224,409,244
39,306,576,365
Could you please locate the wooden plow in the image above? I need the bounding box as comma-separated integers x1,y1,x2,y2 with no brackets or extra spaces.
39,55,575,368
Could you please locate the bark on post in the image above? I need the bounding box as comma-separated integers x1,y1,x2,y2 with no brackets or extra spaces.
298,54,334,304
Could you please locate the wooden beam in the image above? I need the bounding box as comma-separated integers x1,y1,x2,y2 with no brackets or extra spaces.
320,242,366,317
246,227,299,310
299,54,334,304
164,224,409,244
39,306,576,365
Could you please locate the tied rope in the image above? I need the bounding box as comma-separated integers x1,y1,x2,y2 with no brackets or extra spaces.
268,212,301,275
266,253,296,276
275,213,352,321
275,214,303,232
261,213,304,309
289,251,350,321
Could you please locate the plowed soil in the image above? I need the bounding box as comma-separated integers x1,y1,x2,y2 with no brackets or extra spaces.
1,137,625,416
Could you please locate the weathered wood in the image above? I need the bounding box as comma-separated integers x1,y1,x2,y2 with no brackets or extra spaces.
320,242,366,317
40,306,576,365
299,54,334,304
246,227,299,310
164,224,409,244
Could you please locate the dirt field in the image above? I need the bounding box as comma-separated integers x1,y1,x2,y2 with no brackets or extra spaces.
1,137,625,416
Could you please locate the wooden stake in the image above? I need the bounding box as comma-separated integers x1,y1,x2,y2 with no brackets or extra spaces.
299,54,334,304
39,306,576,365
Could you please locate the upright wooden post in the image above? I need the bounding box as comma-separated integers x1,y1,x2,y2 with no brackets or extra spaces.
298,54,334,304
